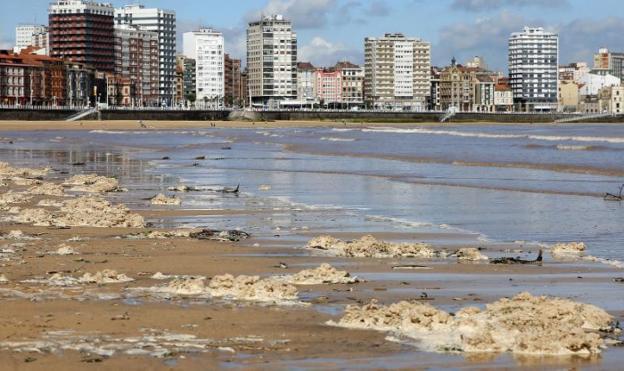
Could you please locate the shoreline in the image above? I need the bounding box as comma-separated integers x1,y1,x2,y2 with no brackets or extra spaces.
0,119,623,132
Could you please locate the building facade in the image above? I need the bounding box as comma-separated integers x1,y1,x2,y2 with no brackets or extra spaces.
494,79,513,112
224,54,242,107
183,58,196,105
49,0,115,73
578,73,620,96
558,80,580,112
296,62,316,104
598,85,624,114
335,61,364,106
594,49,624,81
114,24,159,106
15,24,47,52
247,15,297,107
31,30,50,55
183,28,224,108
66,61,95,107
174,55,185,106
314,68,342,105
115,5,176,105
508,27,559,112
364,33,431,110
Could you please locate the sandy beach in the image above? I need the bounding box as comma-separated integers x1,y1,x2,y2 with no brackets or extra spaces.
0,122,623,369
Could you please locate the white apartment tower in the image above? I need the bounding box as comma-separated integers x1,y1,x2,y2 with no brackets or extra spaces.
15,24,47,52
247,15,297,107
183,28,225,107
509,27,559,112
364,33,431,110
115,5,176,106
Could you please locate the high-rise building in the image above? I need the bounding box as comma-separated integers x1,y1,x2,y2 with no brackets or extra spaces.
508,27,559,112
31,30,50,55
183,58,196,104
183,28,224,108
247,15,297,107
593,48,624,81
364,33,431,110
115,5,176,105
114,24,159,106
224,54,242,107
15,24,47,52
49,0,115,73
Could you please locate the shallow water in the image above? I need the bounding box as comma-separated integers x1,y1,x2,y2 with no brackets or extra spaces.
1,124,624,262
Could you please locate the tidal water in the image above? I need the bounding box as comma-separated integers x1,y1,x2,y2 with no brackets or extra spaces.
1,123,623,261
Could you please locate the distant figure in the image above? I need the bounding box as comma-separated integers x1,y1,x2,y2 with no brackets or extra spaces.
139,120,147,128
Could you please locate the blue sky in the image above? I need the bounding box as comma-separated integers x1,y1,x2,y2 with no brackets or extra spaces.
2,0,624,71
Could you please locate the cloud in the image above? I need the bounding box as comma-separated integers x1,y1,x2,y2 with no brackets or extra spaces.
434,11,624,72
299,36,363,66
246,0,337,29
452,0,569,12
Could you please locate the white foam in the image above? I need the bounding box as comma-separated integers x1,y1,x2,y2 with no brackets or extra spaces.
320,137,356,142
361,127,624,144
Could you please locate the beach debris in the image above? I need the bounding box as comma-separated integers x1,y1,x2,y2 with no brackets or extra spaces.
491,250,542,265
208,274,299,303
604,184,623,202
12,196,145,228
189,229,250,242
63,174,122,193
0,329,267,359
550,242,586,259
274,262,288,269
613,278,624,283
329,292,617,356
195,156,206,160
150,193,181,206
28,182,65,197
220,184,240,194
167,184,201,192
455,248,489,262
279,264,359,285
306,235,437,258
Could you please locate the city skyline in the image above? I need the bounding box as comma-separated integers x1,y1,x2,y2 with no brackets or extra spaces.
1,0,624,71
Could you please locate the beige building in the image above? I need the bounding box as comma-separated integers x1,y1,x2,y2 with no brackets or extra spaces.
364,33,430,110
439,60,496,112
598,85,624,114
494,79,513,112
558,80,580,112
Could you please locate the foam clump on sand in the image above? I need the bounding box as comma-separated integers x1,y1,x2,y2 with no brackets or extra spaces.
331,292,616,356
551,242,586,258
0,230,39,240
127,230,192,239
0,191,32,207
13,196,145,228
281,264,359,285
79,270,134,284
37,199,64,208
49,244,78,256
28,182,65,197
150,193,181,206
306,235,436,258
0,162,49,179
0,275,8,284
63,174,121,193
154,277,208,296
456,248,489,261
208,274,299,303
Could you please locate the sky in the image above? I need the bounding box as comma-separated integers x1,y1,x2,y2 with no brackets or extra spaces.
1,0,624,72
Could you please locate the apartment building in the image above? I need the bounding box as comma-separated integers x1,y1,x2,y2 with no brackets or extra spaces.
48,0,115,73
247,15,297,107
225,54,242,107
598,85,624,114
314,68,342,105
183,28,224,107
508,27,559,112
115,4,176,105
296,62,316,103
594,48,624,81
335,61,364,106
15,24,47,52
364,33,431,110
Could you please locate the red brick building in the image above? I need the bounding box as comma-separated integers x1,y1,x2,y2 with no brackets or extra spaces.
49,0,115,73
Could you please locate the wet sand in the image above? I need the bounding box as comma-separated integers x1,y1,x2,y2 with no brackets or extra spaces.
1,142,623,369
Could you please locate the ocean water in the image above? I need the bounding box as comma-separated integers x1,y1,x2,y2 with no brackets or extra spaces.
1,123,623,260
